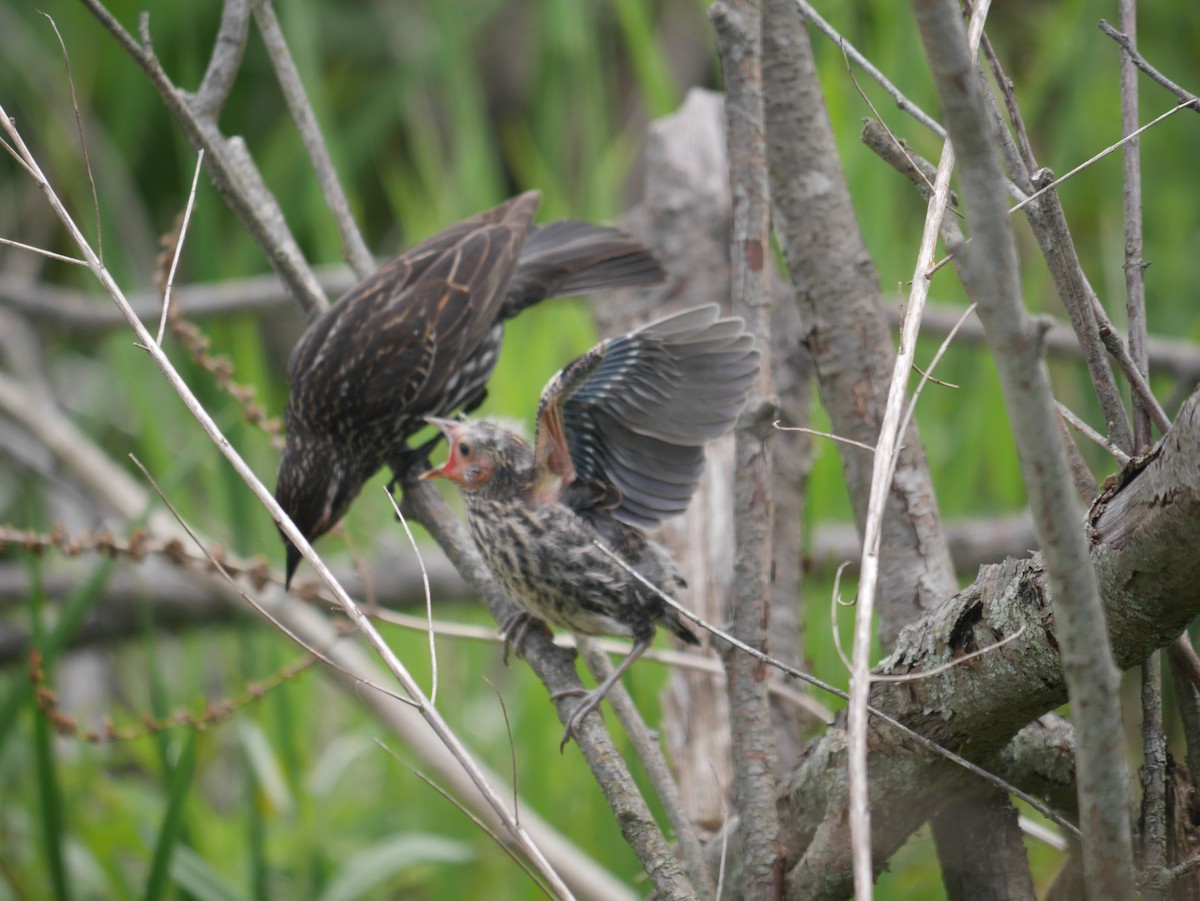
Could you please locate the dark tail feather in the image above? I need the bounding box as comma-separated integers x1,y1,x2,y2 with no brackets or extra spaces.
661,607,701,646
502,221,665,318
284,539,303,590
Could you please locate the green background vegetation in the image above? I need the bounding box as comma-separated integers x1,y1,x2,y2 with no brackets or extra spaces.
1,0,1198,897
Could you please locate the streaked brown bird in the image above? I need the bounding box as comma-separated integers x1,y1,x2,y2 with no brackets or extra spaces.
422,305,759,747
276,191,664,586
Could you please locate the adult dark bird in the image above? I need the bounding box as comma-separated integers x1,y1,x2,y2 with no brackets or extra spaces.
421,304,759,747
275,191,664,587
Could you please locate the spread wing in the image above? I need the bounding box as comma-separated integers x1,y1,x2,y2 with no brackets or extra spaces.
533,304,760,528
286,192,541,436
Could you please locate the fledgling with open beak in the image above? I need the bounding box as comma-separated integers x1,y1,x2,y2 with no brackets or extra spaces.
423,304,760,748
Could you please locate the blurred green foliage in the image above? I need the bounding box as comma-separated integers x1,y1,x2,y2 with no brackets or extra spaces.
0,0,1198,897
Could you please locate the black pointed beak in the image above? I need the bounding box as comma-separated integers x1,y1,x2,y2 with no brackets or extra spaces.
284,539,303,590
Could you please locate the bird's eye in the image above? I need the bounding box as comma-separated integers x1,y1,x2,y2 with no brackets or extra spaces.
458,441,471,458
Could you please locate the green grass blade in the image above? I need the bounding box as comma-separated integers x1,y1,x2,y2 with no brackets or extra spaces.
143,731,198,901
33,697,72,901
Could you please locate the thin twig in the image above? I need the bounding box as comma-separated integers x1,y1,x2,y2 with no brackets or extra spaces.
482,678,521,828
383,487,437,705
882,302,1200,387
840,41,935,198
40,12,103,264
0,238,88,267
911,359,958,389
829,561,855,672
792,0,945,137
1018,816,1069,852
871,626,1026,682
374,740,554,899
0,134,41,179
1098,21,1200,109
1055,401,1132,465
897,303,978,464
157,149,204,345
772,422,875,453
127,454,417,710
369,610,833,722
1008,101,1192,217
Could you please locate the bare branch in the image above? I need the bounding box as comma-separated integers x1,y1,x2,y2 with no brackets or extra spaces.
844,4,992,890
251,0,375,278
888,302,1200,389
710,2,782,894
0,238,88,268
383,487,438,706
1056,401,1132,465
576,639,715,898
1099,20,1200,109
157,149,204,345
792,0,944,137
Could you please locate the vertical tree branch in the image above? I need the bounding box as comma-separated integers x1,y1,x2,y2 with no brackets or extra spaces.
1118,0,1149,456
1140,651,1167,898
932,790,1037,900
252,0,376,280
1115,1,1167,893
1168,637,1200,783
710,1,783,896
907,0,1136,896
1021,174,1135,455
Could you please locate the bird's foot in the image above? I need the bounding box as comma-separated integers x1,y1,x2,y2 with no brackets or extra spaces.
553,687,605,752
387,436,446,494
499,611,550,664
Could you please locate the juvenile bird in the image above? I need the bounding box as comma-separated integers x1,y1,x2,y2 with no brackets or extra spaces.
275,191,664,586
422,305,760,747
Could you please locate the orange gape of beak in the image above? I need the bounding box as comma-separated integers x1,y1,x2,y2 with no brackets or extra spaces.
419,417,462,482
